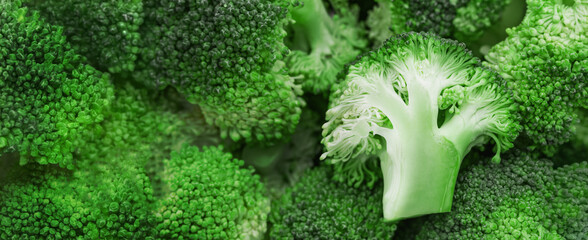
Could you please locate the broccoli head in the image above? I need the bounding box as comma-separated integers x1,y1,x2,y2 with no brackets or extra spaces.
136,0,304,143
270,166,397,239
486,0,588,155
0,1,114,169
25,0,144,73
367,0,511,46
153,145,270,239
0,158,154,239
400,152,588,239
321,32,520,221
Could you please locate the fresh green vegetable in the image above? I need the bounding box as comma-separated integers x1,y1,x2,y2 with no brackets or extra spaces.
321,32,520,221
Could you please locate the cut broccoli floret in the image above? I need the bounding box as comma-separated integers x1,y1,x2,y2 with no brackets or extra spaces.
286,0,367,94
486,0,588,155
321,32,520,221
153,145,270,239
136,0,304,143
25,0,143,73
270,166,397,239
0,1,114,169
399,152,588,239
367,0,511,46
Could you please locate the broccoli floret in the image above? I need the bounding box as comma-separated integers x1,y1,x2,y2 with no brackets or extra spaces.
400,152,588,239
367,0,511,46
25,0,143,73
153,145,270,239
486,0,588,155
0,1,114,169
286,0,367,94
321,32,520,221
270,166,397,239
0,159,154,239
136,0,304,143
78,82,224,197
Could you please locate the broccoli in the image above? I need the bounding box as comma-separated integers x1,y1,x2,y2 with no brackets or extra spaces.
367,0,511,46
398,152,588,239
0,157,154,239
286,0,367,94
270,165,397,239
136,0,304,143
78,82,224,197
321,32,520,221
486,0,588,155
0,0,114,169
24,0,144,73
153,145,270,240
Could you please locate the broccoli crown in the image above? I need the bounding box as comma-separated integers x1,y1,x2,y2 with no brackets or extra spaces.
136,0,303,143
0,1,114,169
286,0,367,94
367,0,511,45
25,0,143,73
486,0,588,155
403,153,588,240
154,145,270,240
270,166,397,239
321,32,520,221
0,159,154,240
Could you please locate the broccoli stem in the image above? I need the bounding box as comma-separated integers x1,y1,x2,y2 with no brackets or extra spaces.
378,129,461,222
290,0,335,55
369,74,462,221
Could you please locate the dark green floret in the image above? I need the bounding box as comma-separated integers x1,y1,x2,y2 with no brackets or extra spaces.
400,152,588,239
0,1,114,169
270,166,397,239
25,0,144,73
367,0,511,46
136,0,304,143
322,32,520,221
153,145,270,240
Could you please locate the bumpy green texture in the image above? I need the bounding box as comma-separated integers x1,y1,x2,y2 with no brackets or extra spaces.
554,109,588,166
400,153,588,240
322,32,520,221
0,1,114,169
0,159,154,239
367,0,511,45
154,145,270,240
78,83,221,197
270,166,397,239
26,0,143,73
486,0,588,155
137,0,303,143
286,0,366,94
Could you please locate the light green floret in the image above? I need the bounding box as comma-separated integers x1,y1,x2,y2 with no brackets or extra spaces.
287,0,367,94
154,145,270,240
486,0,588,155
0,158,154,239
321,32,520,221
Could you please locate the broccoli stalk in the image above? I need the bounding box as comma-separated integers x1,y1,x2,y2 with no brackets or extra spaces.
287,0,366,94
321,33,520,221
